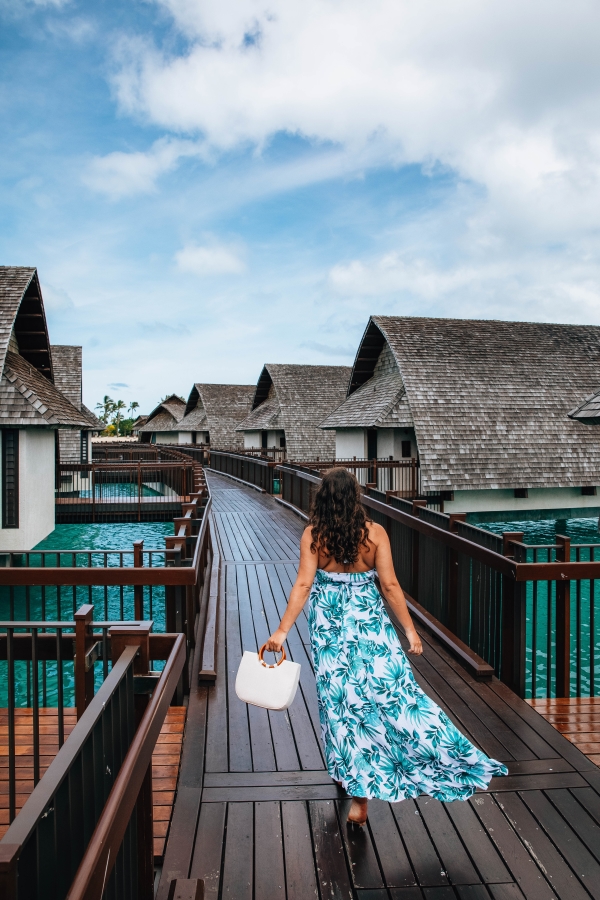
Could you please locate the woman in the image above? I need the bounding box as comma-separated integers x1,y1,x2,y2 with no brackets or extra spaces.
266,468,507,826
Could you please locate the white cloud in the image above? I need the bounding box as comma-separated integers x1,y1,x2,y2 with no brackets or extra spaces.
108,0,600,244
82,137,204,198
175,241,246,276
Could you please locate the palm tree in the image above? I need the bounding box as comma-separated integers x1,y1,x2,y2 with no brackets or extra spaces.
95,395,115,425
112,400,127,436
128,401,139,419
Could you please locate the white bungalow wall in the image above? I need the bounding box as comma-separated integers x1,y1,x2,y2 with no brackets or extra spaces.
243,430,285,449
444,487,600,516
335,427,418,460
0,429,56,552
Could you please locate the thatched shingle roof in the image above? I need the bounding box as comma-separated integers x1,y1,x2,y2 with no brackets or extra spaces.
330,315,600,492
237,364,351,459
137,395,187,433
0,268,91,428
180,383,254,447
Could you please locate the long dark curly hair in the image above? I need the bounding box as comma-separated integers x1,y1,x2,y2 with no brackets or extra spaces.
309,468,372,565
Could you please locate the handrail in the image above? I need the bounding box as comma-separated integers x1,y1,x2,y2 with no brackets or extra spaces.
65,634,186,900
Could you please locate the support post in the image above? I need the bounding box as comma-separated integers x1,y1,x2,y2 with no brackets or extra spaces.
74,604,95,719
410,500,427,601
501,533,525,695
447,514,467,635
556,535,571,698
0,845,20,900
133,539,144,620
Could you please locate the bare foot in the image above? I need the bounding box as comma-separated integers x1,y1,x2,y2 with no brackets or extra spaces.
347,797,368,826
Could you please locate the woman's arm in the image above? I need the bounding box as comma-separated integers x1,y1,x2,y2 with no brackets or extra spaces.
373,524,423,655
265,527,318,652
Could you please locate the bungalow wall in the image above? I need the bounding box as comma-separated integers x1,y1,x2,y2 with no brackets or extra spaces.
243,430,285,450
335,427,418,460
0,429,55,552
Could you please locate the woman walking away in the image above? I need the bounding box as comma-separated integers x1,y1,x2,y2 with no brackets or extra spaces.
266,469,507,826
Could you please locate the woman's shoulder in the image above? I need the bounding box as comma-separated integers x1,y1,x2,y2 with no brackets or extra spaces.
365,521,386,542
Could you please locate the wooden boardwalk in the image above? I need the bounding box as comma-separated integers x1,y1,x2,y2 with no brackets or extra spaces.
0,706,185,861
158,473,600,900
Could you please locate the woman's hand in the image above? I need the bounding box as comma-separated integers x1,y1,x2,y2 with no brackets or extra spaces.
265,628,288,652
405,628,423,655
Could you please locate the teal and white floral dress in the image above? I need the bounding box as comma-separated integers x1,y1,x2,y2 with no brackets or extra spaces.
308,569,508,802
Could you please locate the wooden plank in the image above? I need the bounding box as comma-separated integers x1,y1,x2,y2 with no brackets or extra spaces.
224,567,252,772
469,794,559,899
236,565,276,772
281,801,319,900
519,790,600,889
199,533,220,681
543,789,600,864
201,784,342,802
204,770,330,788
204,559,228,773
254,801,285,900
365,799,417,888
416,797,481,885
220,803,253,900
443,800,512,885
309,800,354,900
486,772,587,791
189,802,226,900
487,886,527,900
388,890,424,900
391,799,448,887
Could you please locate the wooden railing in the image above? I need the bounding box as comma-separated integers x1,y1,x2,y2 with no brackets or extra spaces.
0,487,212,699
277,465,600,700
0,626,185,900
208,450,278,493
284,457,422,498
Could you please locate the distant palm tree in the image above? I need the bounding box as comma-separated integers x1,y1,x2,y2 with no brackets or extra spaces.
95,395,115,425
113,400,127,435
128,401,139,419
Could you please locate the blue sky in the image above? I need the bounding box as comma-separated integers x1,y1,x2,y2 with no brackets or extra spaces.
3,0,600,413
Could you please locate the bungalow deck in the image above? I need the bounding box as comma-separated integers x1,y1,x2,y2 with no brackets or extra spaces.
158,472,600,900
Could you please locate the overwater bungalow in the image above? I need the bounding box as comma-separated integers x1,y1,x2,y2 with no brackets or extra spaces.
137,394,187,443
51,344,102,462
0,267,97,550
177,382,254,448
236,363,351,459
321,315,600,518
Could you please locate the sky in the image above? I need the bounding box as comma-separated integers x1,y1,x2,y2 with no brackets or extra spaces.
3,0,600,413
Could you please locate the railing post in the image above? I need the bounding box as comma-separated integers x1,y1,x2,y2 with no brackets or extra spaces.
0,845,20,900
410,500,427,600
447,514,467,634
109,624,154,899
501,533,525,696
556,535,571,698
133,539,144,620
74,604,95,719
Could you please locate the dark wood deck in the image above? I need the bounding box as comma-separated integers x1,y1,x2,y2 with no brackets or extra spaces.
158,473,600,900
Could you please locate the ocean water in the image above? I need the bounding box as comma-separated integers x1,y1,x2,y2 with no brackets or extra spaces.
480,515,600,697
0,521,174,707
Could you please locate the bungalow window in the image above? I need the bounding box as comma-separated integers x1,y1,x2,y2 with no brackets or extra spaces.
2,429,19,528
401,440,412,458
80,431,89,463
279,435,286,448
261,431,268,449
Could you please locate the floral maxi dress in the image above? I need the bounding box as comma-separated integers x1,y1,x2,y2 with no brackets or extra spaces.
308,569,508,802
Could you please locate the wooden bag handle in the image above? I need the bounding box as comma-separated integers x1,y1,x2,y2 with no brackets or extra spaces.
258,643,286,668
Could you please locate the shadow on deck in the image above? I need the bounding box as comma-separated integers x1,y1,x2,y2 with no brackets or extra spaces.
158,472,600,900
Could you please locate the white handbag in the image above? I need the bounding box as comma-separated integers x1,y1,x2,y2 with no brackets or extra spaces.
235,644,301,711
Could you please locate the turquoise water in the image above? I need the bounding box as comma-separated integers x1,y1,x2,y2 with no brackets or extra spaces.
480,516,600,697
0,522,174,707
